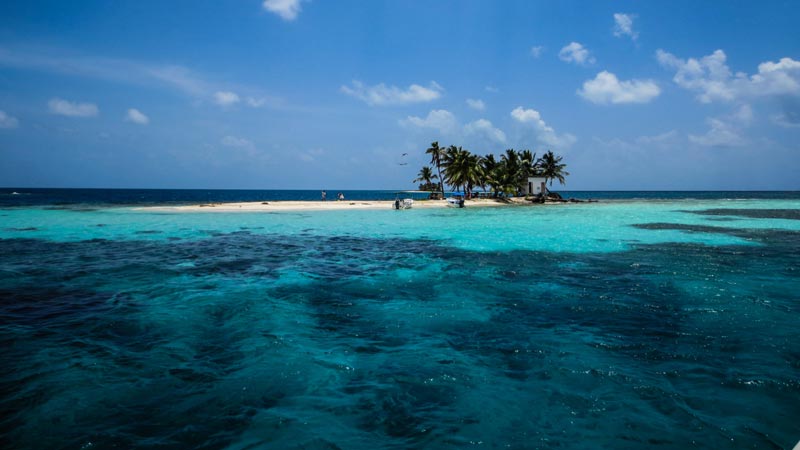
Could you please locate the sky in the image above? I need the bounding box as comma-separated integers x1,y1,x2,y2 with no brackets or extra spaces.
0,0,799,190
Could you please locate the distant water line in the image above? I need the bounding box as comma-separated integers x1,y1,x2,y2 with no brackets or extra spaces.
2,188,800,208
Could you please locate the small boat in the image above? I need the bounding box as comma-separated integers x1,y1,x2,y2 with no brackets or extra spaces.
446,196,465,208
393,198,414,209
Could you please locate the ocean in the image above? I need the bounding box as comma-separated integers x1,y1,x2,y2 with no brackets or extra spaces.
1,189,798,449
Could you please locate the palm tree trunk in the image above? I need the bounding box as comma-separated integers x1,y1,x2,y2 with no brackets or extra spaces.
436,162,444,199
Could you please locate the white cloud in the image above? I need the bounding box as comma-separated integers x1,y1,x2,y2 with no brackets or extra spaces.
221,135,255,149
125,108,149,125
530,46,544,58
466,98,485,111
657,49,800,103
558,42,595,66
578,71,660,104
464,119,506,143
263,0,303,21
214,91,240,107
510,106,577,148
613,13,638,41
0,110,19,129
485,85,499,93
751,57,800,95
341,80,443,106
401,110,507,145
689,118,746,147
48,98,98,117
399,109,458,134
656,49,736,102
246,97,266,107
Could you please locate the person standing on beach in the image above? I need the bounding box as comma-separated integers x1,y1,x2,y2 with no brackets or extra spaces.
321,190,326,201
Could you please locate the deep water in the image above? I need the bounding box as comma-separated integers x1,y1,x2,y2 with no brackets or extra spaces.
1,194,799,449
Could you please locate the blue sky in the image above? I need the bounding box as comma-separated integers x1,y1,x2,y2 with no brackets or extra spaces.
1,0,799,190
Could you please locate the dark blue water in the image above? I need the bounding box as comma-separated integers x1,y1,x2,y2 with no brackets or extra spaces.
2,188,800,207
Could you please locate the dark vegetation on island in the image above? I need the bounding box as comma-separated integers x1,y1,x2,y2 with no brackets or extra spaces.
412,142,592,203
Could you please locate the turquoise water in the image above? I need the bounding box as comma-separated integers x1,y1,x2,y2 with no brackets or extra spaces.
1,198,799,448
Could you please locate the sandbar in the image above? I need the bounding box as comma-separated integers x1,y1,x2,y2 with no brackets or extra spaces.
137,198,527,212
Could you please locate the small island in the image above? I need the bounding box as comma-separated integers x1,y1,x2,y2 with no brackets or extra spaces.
144,142,581,212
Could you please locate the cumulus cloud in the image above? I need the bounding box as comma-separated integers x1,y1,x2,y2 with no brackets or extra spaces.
464,119,506,143
530,46,544,58
401,110,507,144
578,71,660,104
751,57,800,95
559,42,595,66
485,85,499,93
656,49,736,102
0,110,19,129
510,106,577,148
214,91,240,107
263,0,303,21
341,80,443,106
466,98,485,111
48,98,98,117
399,109,458,134
125,108,149,125
657,49,800,103
613,13,638,40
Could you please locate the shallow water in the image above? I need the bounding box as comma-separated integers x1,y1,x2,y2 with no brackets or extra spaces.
1,197,799,449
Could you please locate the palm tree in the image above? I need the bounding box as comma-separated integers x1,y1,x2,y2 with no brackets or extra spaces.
443,147,482,198
499,149,522,196
461,151,483,199
442,145,461,191
479,154,497,193
412,166,438,191
520,150,538,182
539,150,569,188
425,142,446,198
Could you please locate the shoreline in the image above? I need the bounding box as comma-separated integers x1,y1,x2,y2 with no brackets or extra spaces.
135,198,546,212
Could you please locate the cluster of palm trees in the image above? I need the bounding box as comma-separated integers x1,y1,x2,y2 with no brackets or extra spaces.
413,141,569,199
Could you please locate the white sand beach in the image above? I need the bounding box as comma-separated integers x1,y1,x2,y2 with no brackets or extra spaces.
138,198,525,212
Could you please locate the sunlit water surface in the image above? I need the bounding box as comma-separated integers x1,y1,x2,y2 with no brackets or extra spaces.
1,197,799,449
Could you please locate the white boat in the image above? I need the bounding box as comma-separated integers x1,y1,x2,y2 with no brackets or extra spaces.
393,198,414,209
446,197,465,208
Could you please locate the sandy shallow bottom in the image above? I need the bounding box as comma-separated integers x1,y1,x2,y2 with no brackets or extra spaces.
138,198,520,212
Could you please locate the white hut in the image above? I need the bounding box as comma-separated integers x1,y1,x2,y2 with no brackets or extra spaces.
525,177,547,196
